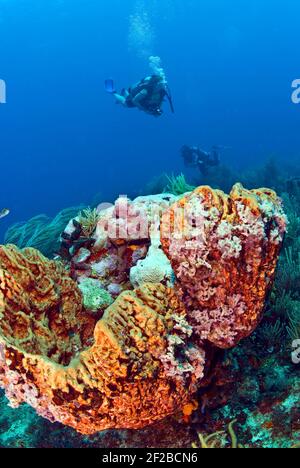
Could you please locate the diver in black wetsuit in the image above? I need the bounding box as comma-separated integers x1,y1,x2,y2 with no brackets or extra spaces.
181,145,220,176
105,75,174,117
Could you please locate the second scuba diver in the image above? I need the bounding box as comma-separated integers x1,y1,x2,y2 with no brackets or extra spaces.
181,145,221,176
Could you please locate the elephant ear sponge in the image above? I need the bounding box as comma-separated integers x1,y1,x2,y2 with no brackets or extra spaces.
161,183,287,349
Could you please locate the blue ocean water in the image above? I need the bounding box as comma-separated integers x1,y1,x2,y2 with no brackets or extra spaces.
0,0,299,239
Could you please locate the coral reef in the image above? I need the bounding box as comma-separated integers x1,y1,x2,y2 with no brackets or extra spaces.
62,193,179,296
4,206,85,258
0,183,286,436
202,342,300,448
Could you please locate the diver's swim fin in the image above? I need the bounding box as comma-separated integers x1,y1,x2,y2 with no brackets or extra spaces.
166,86,175,113
105,79,116,94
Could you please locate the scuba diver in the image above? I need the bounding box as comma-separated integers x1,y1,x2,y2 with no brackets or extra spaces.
181,145,220,176
105,75,174,117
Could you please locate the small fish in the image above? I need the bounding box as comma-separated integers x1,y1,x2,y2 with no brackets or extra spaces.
0,208,10,220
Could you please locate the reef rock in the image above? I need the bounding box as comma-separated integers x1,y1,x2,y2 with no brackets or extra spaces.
0,184,287,434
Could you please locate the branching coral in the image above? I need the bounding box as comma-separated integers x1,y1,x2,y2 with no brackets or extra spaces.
192,420,244,449
265,185,300,347
256,320,286,351
280,247,300,294
266,290,295,319
287,301,300,341
193,420,299,449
